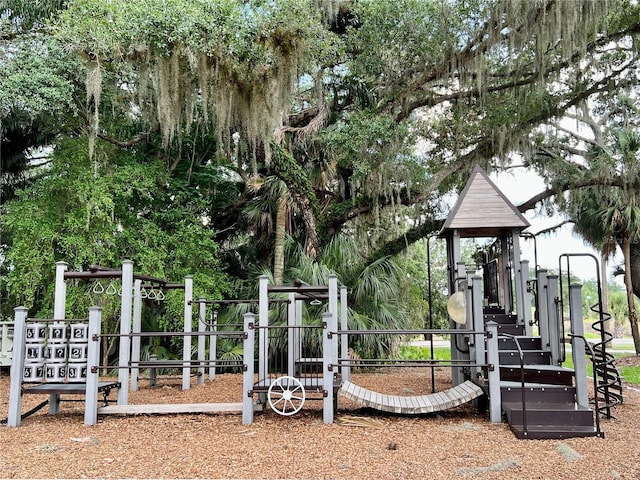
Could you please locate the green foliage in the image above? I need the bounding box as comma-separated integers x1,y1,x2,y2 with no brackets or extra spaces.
1,137,230,323
395,345,451,361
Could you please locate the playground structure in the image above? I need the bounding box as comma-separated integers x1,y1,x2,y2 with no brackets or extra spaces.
0,320,12,367
6,166,625,439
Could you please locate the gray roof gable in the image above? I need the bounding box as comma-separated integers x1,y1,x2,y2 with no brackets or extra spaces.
440,165,530,237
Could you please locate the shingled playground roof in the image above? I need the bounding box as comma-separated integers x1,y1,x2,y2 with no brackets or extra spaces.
440,165,530,238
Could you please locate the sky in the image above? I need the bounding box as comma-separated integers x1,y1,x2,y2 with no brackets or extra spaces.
489,168,623,284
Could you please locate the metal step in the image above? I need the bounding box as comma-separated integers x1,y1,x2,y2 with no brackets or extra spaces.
500,365,574,385
483,313,518,325
502,401,595,426
500,382,576,403
509,423,601,439
497,336,542,351
494,324,526,336
499,350,551,365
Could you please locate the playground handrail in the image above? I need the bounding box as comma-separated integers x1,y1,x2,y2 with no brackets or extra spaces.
501,334,528,437
332,328,476,336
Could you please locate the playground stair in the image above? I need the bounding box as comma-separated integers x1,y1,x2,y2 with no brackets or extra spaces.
486,309,602,439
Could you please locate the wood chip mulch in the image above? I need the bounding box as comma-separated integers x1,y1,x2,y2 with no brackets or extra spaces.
1,368,639,479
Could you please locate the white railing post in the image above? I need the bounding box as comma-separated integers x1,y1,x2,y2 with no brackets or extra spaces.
486,321,502,423
7,307,28,427
117,260,134,405
287,292,296,377
242,313,256,425
198,298,207,385
85,307,102,425
537,269,550,352
470,274,484,379
322,311,335,424
130,279,142,392
258,276,269,382
328,276,339,386
547,274,561,366
182,276,193,391
53,261,68,320
569,284,589,408
520,260,533,336
340,286,349,382
208,305,217,381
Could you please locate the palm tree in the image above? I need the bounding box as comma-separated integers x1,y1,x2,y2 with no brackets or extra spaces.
570,128,640,353
601,198,640,353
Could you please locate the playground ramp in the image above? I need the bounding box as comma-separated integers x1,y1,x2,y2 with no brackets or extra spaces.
339,380,484,414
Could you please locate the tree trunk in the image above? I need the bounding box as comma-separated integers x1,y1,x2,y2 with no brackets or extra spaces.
631,242,640,299
600,251,612,337
622,236,640,354
273,197,287,285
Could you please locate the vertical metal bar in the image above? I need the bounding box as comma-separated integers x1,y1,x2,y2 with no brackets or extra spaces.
85,307,102,425
130,279,142,392
537,269,551,351
328,275,338,364
258,276,269,382
471,274,484,379
322,312,334,424
117,260,134,405
512,232,523,324
287,292,296,377
520,260,533,336
7,307,27,427
547,274,561,365
198,298,206,385
451,261,467,386
53,261,68,320
209,307,216,381
486,321,502,423
182,276,193,391
242,313,255,425
340,286,349,382
569,284,589,408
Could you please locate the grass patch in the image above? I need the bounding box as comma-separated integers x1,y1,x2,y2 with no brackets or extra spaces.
620,365,640,384
396,345,451,361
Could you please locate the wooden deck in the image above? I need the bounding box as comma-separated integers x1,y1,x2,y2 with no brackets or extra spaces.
340,380,484,414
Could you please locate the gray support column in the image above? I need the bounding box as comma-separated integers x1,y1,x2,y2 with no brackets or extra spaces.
470,274,484,379
198,298,206,385
182,276,193,391
117,260,134,405
451,262,467,386
130,279,142,392
537,269,550,351
486,321,502,423
340,286,349,382
500,237,512,313
258,276,269,382
328,276,339,385
242,313,256,425
569,284,589,408
209,306,217,381
7,307,28,427
322,312,335,424
50,262,68,411
53,261,68,320
85,307,102,425
511,232,524,324
547,274,561,366
520,260,533,336
287,292,296,377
